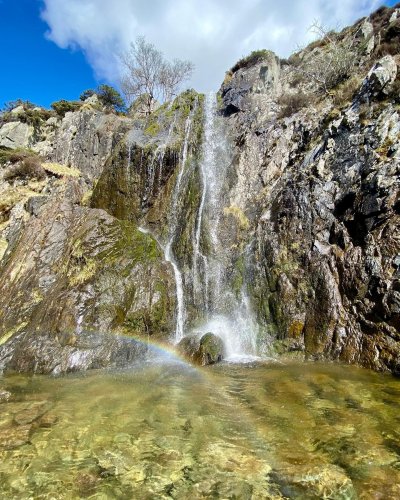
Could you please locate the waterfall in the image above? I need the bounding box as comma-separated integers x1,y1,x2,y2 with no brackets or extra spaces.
135,93,258,359
164,106,196,342
192,92,258,360
139,103,196,344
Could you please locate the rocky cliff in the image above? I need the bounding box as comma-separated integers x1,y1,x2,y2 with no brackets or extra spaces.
1,4,400,374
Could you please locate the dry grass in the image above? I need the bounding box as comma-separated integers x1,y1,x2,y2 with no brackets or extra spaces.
277,92,312,119
42,162,81,178
4,157,46,182
332,76,362,107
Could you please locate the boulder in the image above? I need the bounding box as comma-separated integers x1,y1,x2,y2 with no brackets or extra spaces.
177,332,224,366
363,55,397,96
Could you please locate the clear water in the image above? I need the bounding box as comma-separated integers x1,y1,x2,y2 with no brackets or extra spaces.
1,359,399,499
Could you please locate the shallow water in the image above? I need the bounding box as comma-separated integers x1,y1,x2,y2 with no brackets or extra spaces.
0,359,400,499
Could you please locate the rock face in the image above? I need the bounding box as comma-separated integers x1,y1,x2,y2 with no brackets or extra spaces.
0,91,202,373
1,5,400,374
177,333,224,365
215,8,400,373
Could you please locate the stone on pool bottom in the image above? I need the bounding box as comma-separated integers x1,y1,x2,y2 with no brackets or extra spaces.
0,361,399,498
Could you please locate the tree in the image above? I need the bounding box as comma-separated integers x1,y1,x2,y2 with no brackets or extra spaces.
79,85,126,112
96,84,126,112
120,36,194,114
80,89,96,101
300,21,358,95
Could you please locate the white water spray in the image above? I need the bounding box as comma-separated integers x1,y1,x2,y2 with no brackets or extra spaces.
192,93,258,360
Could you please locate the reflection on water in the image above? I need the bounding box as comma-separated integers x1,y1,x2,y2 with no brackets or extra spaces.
0,359,400,499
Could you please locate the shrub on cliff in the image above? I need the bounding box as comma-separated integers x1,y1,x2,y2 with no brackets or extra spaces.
0,100,53,127
80,85,126,112
51,100,82,117
230,49,272,74
278,92,311,118
97,85,126,112
300,22,358,94
2,99,35,112
79,89,96,101
4,156,46,182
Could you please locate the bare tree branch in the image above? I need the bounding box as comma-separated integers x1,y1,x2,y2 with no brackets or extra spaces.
120,37,194,114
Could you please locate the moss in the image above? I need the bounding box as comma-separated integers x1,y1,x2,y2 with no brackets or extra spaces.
0,321,28,345
232,254,245,296
30,290,43,305
80,189,93,207
0,188,44,223
144,121,161,137
376,137,394,158
68,258,97,286
288,320,304,338
0,239,7,260
223,205,250,230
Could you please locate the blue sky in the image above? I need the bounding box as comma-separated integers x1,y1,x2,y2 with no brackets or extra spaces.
0,0,97,108
0,0,398,109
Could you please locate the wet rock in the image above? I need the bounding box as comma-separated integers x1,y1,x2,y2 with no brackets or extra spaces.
38,412,58,428
1,331,152,375
177,333,224,366
198,333,224,364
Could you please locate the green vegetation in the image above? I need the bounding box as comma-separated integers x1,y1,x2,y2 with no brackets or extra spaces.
42,162,81,178
229,49,272,74
2,99,35,112
332,76,362,107
80,89,96,101
0,100,54,127
144,121,161,136
97,84,126,112
0,146,40,166
81,85,126,112
51,99,82,117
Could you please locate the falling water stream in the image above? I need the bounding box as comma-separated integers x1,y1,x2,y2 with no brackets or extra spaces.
139,93,259,357
2,92,399,500
192,93,258,360
139,103,196,344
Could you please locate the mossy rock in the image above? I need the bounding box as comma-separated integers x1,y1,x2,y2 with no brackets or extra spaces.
177,332,224,366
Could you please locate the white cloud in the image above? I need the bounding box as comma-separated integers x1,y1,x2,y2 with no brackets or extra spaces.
41,0,383,92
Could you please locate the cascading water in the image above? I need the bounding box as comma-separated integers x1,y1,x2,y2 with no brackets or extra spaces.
138,94,257,358
192,92,258,360
139,103,196,344
164,107,196,342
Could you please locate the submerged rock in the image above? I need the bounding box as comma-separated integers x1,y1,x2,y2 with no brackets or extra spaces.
268,464,356,499
0,389,11,402
177,333,224,366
